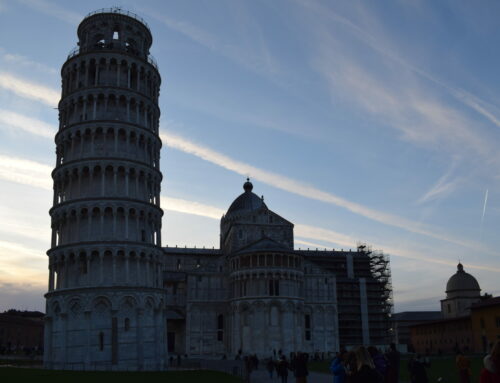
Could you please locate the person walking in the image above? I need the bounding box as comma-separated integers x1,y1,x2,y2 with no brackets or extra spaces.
277,355,290,383
293,352,309,383
330,352,346,383
349,346,383,383
480,341,500,383
368,346,387,379
267,358,276,379
408,354,428,383
386,343,400,383
455,351,471,383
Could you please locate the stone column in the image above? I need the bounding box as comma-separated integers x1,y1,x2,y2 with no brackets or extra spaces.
136,308,144,370
359,278,370,345
84,310,91,369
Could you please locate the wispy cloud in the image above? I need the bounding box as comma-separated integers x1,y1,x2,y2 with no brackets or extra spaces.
417,165,461,204
0,154,52,190
142,8,281,77
0,109,56,138
162,196,224,220
0,205,49,244
16,0,81,25
161,131,487,251
299,0,500,138
144,192,500,273
0,99,491,254
0,47,58,75
0,72,59,106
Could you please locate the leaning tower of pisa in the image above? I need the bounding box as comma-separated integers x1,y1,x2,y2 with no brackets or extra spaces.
44,9,166,370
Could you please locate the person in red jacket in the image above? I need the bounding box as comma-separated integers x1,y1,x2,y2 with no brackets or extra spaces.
480,341,500,383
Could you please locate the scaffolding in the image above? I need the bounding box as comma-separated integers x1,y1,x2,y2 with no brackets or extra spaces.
358,243,393,344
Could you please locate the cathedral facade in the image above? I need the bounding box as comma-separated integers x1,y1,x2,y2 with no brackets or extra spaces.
163,180,393,358
44,9,392,370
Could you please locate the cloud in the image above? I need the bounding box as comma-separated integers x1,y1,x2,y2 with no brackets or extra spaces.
299,0,500,137
0,204,49,244
16,0,81,25
0,47,58,75
162,196,224,220
0,101,491,254
0,109,56,138
417,165,461,204
0,154,52,190
142,8,281,77
161,131,488,251
0,72,59,106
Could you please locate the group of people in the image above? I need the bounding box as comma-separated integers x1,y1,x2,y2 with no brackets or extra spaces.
265,352,309,383
330,343,400,383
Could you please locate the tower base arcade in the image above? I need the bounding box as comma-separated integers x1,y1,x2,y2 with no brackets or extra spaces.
44,289,166,371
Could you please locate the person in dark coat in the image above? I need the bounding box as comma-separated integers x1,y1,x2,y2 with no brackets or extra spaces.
350,346,382,383
368,346,387,378
267,358,276,379
293,352,309,383
277,355,290,383
386,343,400,383
330,351,347,383
408,354,428,383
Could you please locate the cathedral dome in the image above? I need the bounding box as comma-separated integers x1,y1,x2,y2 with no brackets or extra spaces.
446,263,480,294
226,179,267,215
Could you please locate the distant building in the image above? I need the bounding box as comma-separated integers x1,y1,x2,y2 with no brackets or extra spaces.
470,297,500,353
0,310,44,353
410,263,496,354
392,311,441,352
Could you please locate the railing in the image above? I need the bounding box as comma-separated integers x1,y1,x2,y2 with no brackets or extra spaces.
82,7,151,32
66,46,159,70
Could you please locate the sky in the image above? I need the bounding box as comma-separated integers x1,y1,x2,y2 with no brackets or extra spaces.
0,0,499,313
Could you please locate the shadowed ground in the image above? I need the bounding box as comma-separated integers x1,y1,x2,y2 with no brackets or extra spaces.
0,367,243,383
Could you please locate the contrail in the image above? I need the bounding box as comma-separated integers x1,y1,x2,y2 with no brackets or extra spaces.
480,189,489,239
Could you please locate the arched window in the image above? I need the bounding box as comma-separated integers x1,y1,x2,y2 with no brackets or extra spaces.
99,331,104,351
217,314,224,341
124,318,130,331
305,315,311,341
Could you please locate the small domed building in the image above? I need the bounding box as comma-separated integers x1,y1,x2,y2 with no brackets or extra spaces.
441,263,481,319
410,263,497,355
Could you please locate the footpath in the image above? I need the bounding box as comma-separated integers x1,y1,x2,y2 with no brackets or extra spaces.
249,368,332,383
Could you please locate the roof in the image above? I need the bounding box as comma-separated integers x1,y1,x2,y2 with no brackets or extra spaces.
392,311,442,322
471,296,500,310
235,237,292,255
446,263,481,293
410,315,470,328
163,247,222,256
226,180,267,216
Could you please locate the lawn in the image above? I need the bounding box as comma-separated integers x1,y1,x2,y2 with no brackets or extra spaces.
310,355,484,383
0,367,243,383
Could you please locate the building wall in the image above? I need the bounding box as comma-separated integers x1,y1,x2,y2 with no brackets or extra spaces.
411,317,473,355
0,315,44,352
471,305,500,353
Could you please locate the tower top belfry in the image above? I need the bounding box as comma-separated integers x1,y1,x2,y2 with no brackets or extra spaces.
76,8,153,60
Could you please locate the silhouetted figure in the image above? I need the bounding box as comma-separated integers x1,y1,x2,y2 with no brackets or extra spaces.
456,351,471,383
479,341,500,383
386,343,401,383
350,346,382,383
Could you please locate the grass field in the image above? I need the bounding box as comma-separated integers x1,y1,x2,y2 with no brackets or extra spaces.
0,367,243,383
310,356,484,382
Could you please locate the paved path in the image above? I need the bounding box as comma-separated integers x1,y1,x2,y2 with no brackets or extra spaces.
250,368,332,383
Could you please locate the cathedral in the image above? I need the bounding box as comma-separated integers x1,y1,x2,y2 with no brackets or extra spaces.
43,9,392,370
164,179,393,358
